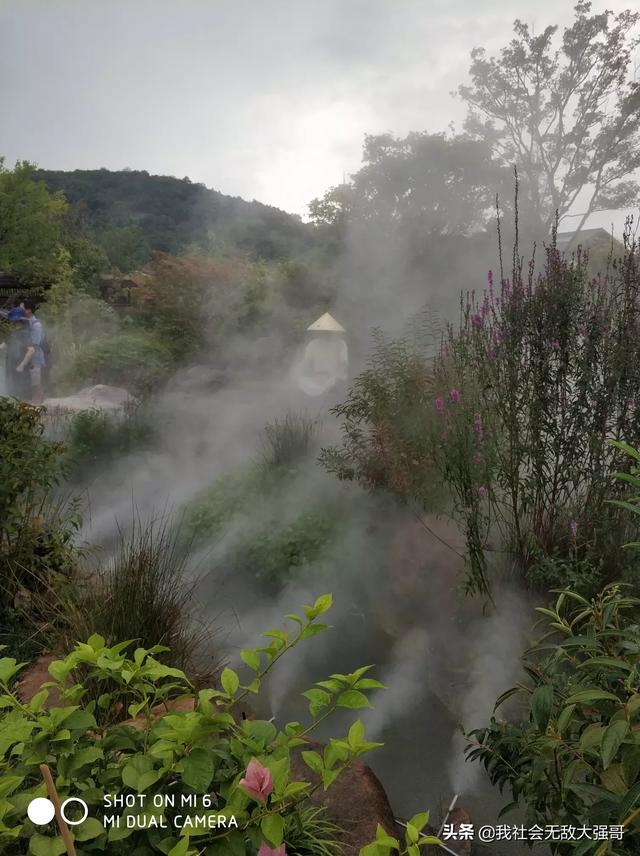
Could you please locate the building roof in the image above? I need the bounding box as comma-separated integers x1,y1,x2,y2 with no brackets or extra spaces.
556,228,612,250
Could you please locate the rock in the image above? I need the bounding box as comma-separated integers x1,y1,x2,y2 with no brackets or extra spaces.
44,384,138,415
16,653,61,707
291,741,398,856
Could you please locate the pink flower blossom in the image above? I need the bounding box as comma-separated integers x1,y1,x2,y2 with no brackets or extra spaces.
471,314,483,328
473,413,483,438
449,389,461,403
570,520,578,538
435,397,445,413
473,451,483,464
487,270,493,288
239,759,273,801
478,485,487,498
549,339,560,350
258,843,287,856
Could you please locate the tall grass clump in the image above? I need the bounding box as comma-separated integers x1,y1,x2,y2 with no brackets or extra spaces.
260,410,318,476
55,515,210,672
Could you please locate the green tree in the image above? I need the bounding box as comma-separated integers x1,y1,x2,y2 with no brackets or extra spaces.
309,133,508,235
98,224,151,273
0,159,68,283
458,2,640,235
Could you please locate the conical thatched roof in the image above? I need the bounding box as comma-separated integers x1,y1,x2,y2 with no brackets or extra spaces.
306,312,345,332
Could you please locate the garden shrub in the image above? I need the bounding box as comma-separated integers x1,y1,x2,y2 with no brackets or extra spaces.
323,230,640,597
183,471,259,545
259,412,319,478
234,511,339,588
467,584,640,853
0,399,81,656
63,406,157,477
58,330,173,394
0,595,438,856
50,516,206,675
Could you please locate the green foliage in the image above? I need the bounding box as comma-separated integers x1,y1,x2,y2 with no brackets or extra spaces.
260,412,318,476
0,160,68,284
63,406,157,476
320,321,443,506
97,225,151,273
235,511,339,588
459,3,640,234
324,231,640,597
0,596,430,856
52,516,203,675
310,133,509,237
58,330,172,394
283,806,343,856
0,399,79,617
36,168,314,261
183,471,257,545
467,585,640,853
431,233,640,595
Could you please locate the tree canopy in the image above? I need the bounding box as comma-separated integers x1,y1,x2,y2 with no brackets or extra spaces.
309,132,509,237
459,1,640,235
0,160,68,283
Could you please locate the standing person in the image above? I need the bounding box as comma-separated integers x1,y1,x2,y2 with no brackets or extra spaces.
16,298,46,404
4,308,32,400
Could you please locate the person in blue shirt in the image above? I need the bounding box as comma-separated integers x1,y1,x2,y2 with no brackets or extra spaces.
4,307,32,400
16,298,46,404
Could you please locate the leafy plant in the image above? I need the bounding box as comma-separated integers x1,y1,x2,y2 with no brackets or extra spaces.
234,511,339,588
260,412,318,477
467,585,640,854
0,399,81,655
58,330,172,394
0,594,439,856
323,224,640,597
63,406,157,476
49,515,206,675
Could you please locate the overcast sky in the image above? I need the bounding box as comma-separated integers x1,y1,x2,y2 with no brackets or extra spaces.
1,0,637,232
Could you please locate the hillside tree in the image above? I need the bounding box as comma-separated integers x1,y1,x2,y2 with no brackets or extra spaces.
0,159,68,283
309,132,510,236
458,1,640,235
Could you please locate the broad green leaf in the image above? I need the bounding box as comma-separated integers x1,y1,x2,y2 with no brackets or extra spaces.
261,813,284,847
29,834,67,856
337,690,372,709
168,837,190,856
557,704,575,735
74,817,105,842
182,748,214,791
600,763,628,795
221,667,239,697
240,649,260,671
408,811,430,832
530,685,554,732
0,657,26,685
566,689,620,705
302,750,324,775
601,720,629,770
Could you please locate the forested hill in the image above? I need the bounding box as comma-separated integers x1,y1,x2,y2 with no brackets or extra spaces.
35,168,314,262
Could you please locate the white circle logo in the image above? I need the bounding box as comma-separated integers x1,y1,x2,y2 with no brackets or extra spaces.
27,797,56,825
60,797,89,826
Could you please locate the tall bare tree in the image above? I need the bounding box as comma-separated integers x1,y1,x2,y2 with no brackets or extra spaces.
458,1,640,236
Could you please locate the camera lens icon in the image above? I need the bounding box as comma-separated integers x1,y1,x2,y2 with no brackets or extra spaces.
28,797,89,826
